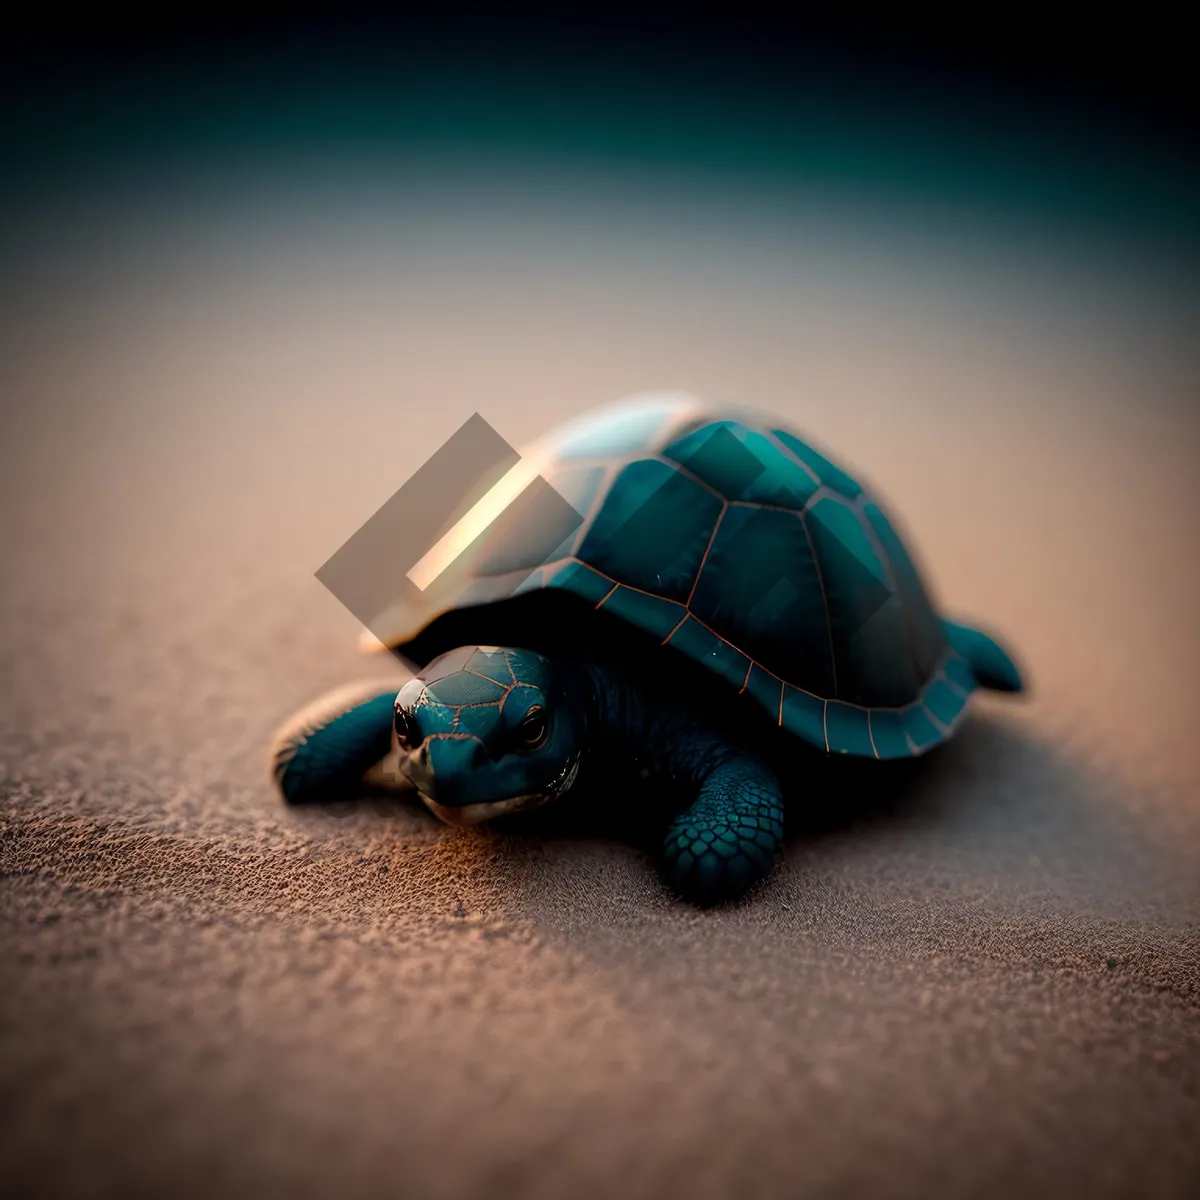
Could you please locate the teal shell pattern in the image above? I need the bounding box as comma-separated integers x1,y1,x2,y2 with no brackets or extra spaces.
386,399,980,760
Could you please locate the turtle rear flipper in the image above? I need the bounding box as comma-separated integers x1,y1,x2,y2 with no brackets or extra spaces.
943,621,1025,694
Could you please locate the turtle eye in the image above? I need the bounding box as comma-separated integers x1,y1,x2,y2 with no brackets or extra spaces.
518,706,548,750
394,707,420,749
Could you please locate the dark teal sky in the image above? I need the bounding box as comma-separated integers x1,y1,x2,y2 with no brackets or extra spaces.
3,37,1197,266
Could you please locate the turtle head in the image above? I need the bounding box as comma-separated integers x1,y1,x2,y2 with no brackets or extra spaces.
394,646,584,826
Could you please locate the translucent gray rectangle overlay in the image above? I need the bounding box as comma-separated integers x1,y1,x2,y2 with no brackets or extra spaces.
316,413,519,629
315,412,586,651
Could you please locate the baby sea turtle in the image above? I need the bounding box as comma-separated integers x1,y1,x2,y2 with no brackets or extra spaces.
270,393,1023,904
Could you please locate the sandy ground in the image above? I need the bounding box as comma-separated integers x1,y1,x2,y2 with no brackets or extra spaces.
1,178,1198,1198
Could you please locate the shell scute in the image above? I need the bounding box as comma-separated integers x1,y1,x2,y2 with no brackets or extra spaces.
904,706,942,753
781,685,825,745
663,420,818,508
745,663,783,718
923,676,967,728
863,501,946,681
663,615,752,692
545,560,612,605
600,585,687,641
689,503,835,696
771,428,863,498
824,702,875,757
576,459,722,602
866,710,909,760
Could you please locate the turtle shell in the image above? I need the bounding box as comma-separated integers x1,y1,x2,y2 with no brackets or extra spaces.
370,393,978,759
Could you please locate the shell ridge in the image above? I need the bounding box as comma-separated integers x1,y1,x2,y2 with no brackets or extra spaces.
795,508,839,699
763,428,823,487
685,502,729,609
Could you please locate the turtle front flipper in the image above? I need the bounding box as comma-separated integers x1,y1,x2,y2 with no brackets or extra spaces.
269,680,405,804
662,755,785,906
943,621,1025,694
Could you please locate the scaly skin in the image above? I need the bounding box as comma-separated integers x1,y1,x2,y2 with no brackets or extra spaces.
661,758,785,905
570,655,785,904
271,649,786,906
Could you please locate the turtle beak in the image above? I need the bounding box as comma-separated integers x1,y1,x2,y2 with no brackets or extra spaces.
399,742,435,796
401,736,498,822
402,736,566,826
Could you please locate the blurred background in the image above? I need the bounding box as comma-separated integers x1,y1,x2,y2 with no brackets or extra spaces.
1,8,1198,1199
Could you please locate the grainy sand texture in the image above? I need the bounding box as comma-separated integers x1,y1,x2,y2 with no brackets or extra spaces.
2,144,1199,1198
